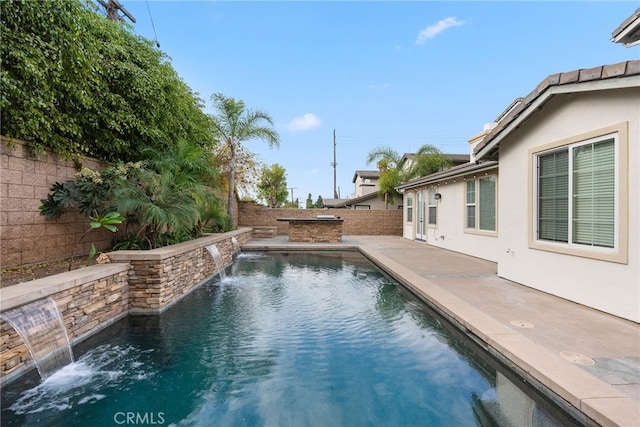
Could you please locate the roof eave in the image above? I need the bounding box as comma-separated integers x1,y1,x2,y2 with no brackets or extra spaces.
611,8,640,47
475,76,640,161
395,161,499,191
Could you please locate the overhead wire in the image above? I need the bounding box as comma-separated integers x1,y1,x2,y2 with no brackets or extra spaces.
145,0,160,48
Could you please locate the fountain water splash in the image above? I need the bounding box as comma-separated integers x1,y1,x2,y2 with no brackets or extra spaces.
1,297,74,380
205,244,226,280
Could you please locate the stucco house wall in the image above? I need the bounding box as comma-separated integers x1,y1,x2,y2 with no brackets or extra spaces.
495,88,639,322
400,171,501,262
352,171,380,198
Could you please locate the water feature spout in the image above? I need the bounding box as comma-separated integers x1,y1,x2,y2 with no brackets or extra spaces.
1,298,74,380
205,244,226,280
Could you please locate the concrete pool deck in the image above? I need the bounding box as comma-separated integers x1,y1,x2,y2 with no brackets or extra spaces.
243,235,640,427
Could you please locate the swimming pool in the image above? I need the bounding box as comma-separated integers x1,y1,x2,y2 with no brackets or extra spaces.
1,251,581,426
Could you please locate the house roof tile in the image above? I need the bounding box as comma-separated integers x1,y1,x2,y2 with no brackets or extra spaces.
474,60,640,159
611,8,640,46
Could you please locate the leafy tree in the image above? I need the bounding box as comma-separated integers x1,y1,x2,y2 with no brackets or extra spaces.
214,143,262,200
0,0,213,161
306,193,314,209
366,144,450,207
210,93,280,224
284,198,299,209
315,195,324,208
256,164,288,208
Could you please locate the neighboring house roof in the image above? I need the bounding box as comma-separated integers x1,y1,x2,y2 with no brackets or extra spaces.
322,198,349,208
324,192,398,209
401,153,469,165
343,191,381,207
352,170,380,183
447,154,471,165
395,160,499,192
474,60,640,160
611,8,640,47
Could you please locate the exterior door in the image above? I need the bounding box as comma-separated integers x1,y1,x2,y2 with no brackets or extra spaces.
416,190,427,240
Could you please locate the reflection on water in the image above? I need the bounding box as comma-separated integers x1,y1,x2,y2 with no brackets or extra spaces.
1,251,582,427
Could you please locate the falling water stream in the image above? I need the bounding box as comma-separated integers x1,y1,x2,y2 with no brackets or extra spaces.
205,244,226,280
231,237,241,256
1,298,74,380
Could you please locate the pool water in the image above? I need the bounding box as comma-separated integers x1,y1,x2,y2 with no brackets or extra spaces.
1,251,581,426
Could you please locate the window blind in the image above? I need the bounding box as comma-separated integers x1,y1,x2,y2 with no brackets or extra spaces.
572,139,615,247
479,176,496,231
538,150,569,242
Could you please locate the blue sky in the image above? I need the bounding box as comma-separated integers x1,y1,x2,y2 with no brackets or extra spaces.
116,1,636,204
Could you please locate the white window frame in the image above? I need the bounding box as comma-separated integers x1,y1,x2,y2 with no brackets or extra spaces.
528,123,628,264
465,180,476,229
427,187,437,226
464,174,497,235
406,195,413,223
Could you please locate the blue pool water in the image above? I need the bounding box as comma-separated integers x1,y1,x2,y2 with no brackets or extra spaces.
1,251,581,426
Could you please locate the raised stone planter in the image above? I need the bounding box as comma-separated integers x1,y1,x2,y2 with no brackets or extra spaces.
105,228,252,314
0,228,253,384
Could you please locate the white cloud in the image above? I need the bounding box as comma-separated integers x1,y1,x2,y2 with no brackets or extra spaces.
286,113,321,132
416,17,466,45
368,83,391,90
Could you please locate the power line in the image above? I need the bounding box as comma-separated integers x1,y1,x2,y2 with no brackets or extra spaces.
145,0,160,48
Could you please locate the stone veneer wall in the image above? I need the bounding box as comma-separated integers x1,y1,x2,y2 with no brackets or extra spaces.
108,229,252,314
0,263,129,384
287,221,343,243
238,202,403,236
0,137,115,268
0,229,252,384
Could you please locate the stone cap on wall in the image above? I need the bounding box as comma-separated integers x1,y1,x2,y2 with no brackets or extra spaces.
0,263,129,312
106,228,252,262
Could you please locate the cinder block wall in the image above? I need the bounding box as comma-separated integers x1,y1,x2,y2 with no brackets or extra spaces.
0,137,115,268
238,202,403,236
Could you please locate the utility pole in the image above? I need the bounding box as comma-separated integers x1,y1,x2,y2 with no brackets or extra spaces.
289,187,297,206
97,0,136,23
332,129,338,199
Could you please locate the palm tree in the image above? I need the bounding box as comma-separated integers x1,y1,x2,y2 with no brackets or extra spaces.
210,93,280,226
114,140,225,248
404,144,451,180
366,147,404,208
366,144,451,208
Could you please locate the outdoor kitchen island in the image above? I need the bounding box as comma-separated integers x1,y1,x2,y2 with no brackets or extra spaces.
276,215,344,242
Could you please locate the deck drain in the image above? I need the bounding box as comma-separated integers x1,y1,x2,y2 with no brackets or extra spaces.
559,351,594,366
510,320,534,328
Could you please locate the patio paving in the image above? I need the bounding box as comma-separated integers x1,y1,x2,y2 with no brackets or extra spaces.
243,234,640,427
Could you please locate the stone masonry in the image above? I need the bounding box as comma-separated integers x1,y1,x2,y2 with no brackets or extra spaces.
0,229,252,384
1,264,129,383
238,201,402,236
105,230,251,314
287,220,343,243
